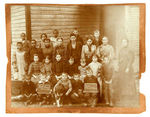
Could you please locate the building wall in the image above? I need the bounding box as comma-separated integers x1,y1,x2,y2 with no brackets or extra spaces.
10,6,26,54
30,5,103,46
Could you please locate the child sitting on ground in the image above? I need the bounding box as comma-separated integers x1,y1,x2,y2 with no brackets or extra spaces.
65,57,79,77
70,74,84,105
53,73,72,107
22,78,37,106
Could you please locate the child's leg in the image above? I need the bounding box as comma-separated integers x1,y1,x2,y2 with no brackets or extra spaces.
29,93,37,104
104,83,109,105
108,84,113,106
54,93,62,107
70,92,80,104
84,93,90,105
90,93,98,107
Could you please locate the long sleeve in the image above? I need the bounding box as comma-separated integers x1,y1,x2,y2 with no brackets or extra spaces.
96,46,101,58
28,63,33,76
66,43,71,60
66,80,72,95
81,45,85,59
52,62,56,74
110,46,115,60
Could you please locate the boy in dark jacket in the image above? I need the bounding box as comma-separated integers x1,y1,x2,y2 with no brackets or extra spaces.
65,57,79,77
70,74,84,104
52,54,64,80
22,78,37,106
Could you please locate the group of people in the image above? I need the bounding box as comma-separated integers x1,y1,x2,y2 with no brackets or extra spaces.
12,28,135,107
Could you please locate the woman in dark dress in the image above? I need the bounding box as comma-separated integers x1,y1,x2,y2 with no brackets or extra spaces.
115,39,138,107
66,33,82,66
53,37,66,62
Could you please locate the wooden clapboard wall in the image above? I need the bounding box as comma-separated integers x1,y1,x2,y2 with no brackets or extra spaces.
10,6,26,79
30,5,102,46
10,6,26,55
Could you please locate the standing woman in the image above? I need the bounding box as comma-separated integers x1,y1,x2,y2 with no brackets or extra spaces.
53,37,66,62
39,33,48,48
117,39,136,106
50,29,59,49
66,33,82,67
72,28,84,45
20,33,30,65
93,30,102,47
81,35,96,65
96,36,115,63
42,39,53,61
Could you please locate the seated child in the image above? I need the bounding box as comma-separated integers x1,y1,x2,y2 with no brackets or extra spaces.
88,55,102,77
83,67,99,107
53,73,72,107
52,54,64,80
21,78,37,106
36,56,57,105
40,56,52,81
78,59,87,82
88,55,103,97
65,57,79,77
28,54,42,84
70,74,84,104
12,42,28,80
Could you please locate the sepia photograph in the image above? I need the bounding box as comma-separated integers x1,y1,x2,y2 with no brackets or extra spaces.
5,4,145,112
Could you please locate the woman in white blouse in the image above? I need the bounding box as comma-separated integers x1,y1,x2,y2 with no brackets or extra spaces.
81,35,96,65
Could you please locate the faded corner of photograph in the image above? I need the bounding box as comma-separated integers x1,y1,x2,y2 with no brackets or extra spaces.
10,4,140,108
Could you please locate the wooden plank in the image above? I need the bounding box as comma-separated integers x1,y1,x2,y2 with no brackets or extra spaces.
31,14,97,19
31,24,98,30
11,10,25,17
30,10,97,16
11,15,26,21
11,23,26,28
11,27,26,31
31,14,80,19
11,30,26,35
30,6,88,12
31,20,100,26
11,19,26,24
30,18,98,22
31,10,82,15
10,5,25,12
